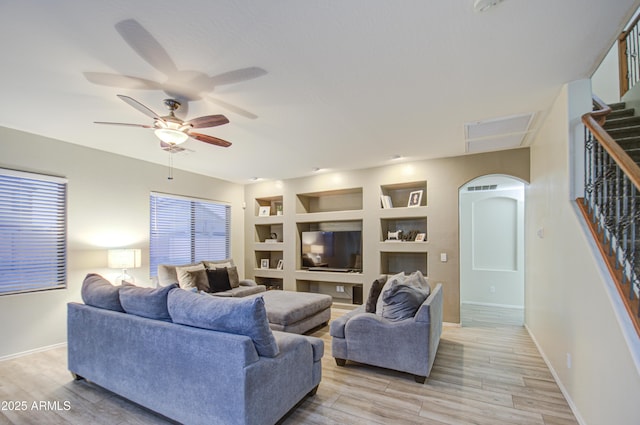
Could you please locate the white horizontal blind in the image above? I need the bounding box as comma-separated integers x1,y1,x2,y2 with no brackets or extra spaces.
150,193,230,276
0,170,67,295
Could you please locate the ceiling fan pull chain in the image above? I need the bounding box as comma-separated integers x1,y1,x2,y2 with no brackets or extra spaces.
168,153,174,180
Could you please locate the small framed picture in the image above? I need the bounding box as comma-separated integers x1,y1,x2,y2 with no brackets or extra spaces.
276,259,284,270
408,190,423,207
258,206,271,217
415,233,426,242
260,259,270,269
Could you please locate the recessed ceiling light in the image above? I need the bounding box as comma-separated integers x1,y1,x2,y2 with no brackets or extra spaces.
474,0,504,12
249,177,261,182
390,154,403,161
312,167,322,173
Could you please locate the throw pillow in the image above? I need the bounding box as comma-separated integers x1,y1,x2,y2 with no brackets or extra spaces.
81,273,125,312
202,259,234,269
175,263,206,288
379,281,429,322
365,275,388,313
167,289,279,358
206,268,232,293
119,283,178,321
226,266,240,288
185,269,211,292
376,272,405,315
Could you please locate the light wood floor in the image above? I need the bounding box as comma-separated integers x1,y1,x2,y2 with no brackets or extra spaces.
0,305,577,425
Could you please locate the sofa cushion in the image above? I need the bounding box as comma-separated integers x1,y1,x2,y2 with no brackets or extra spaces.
365,275,388,313
119,283,178,321
379,271,430,321
157,262,201,287
168,289,279,357
203,260,240,288
175,263,206,287
81,273,125,312
206,268,232,293
209,285,266,297
185,268,211,292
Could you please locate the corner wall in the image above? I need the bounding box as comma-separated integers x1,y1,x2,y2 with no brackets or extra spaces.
526,80,640,424
0,126,245,359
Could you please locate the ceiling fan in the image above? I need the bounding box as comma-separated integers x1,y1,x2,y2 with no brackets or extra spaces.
96,94,232,152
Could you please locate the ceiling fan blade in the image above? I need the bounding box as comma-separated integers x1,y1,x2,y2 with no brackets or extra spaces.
186,114,229,129
204,95,258,120
190,132,232,148
117,95,162,120
94,121,152,128
209,67,267,87
83,72,161,90
115,19,177,75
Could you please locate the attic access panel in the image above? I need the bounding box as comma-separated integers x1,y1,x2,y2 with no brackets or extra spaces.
464,113,535,153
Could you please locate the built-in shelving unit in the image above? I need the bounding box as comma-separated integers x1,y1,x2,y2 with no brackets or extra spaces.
247,180,430,305
253,195,284,289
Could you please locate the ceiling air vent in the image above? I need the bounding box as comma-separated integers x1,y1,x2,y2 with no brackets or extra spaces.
464,113,535,154
467,184,498,192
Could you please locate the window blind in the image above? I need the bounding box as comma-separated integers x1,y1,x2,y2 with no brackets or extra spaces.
150,193,231,277
0,169,67,295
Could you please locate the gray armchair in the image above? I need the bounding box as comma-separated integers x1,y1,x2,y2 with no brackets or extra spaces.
330,283,443,383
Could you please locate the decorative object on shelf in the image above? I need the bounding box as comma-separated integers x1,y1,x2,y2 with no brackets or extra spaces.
275,203,283,216
265,232,279,243
260,259,270,269
415,233,426,242
387,230,402,241
276,259,284,270
108,248,142,284
408,190,423,207
402,230,418,241
380,195,393,209
258,206,271,216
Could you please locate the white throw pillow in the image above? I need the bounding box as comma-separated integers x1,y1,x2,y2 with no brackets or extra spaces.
175,263,206,288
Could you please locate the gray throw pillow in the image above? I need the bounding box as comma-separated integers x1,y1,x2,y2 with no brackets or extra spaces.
119,283,178,321
365,275,388,313
167,289,279,358
185,269,211,292
379,281,429,322
81,273,125,312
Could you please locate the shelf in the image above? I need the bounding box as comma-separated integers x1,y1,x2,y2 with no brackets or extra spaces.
254,242,284,251
255,195,284,218
379,241,429,253
254,268,284,279
297,188,363,214
378,206,428,218
254,215,284,225
294,270,364,284
295,210,363,223
380,181,427,208
380,252,427,275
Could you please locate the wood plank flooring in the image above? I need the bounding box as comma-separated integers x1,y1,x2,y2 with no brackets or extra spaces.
0,305,577,424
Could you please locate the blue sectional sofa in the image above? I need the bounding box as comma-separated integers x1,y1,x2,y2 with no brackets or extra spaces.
68,274,323,425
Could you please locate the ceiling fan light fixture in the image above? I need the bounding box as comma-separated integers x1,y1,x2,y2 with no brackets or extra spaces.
154,128,189,145
473,0,504,12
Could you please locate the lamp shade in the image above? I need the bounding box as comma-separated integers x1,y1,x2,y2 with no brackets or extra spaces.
108,249,142,269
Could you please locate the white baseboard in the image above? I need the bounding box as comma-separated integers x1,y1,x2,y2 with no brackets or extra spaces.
524,324,586,425
0,342,67,362
461,301,524,310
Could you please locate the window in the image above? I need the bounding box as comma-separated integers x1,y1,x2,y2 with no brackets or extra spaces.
150,192,231,277
0,169,67,295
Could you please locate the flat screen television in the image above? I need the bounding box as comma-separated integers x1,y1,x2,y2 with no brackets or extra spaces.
301,230,362,271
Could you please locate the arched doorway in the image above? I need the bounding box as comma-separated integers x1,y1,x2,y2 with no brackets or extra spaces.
459,175,526,326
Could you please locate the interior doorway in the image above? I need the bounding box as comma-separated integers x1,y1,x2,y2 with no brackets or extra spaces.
459,175,526,326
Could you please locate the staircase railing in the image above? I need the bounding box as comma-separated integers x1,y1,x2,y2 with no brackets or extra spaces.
581,95,640,336
619,13,640,97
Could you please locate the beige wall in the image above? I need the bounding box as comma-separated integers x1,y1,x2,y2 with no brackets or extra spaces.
526,80,640,424
0,126,245,359
244,149,530,323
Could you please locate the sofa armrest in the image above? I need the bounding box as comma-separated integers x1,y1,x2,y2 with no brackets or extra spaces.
239,279,258,287
329,305,365,338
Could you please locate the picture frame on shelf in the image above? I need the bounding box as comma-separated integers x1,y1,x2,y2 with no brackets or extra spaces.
258,206,271,217
276,259,283,270
408,190,423,207
260,259,270,269
415,233,426,242
380,195,393,208
275,202,283,216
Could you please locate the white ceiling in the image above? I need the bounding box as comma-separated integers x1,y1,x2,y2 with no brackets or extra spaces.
1,1,638,183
